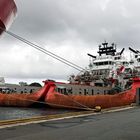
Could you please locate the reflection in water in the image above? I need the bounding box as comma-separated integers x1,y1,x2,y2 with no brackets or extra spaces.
0,107,76,120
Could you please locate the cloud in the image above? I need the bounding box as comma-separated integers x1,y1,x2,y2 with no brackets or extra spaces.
1,0,140,83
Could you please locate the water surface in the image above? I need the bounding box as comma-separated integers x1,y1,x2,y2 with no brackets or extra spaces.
0,107,76,120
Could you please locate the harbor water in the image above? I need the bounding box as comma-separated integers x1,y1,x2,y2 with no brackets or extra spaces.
0,107,77,121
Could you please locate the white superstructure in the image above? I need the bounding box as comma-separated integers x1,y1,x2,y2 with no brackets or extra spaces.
68,42,133,91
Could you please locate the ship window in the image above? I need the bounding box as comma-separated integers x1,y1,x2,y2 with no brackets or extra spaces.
94,63,98,66
130,61,134,64
84,89,89,95
115,57,120,60
57,88,63,93
137,58,140,62
30,89,33,93
103,61,112,65
84,89,87,95
60,89,63,93
79,88,82,94
63,88,67,95
123,61,128,65
67,88,72,94
92,89,94,95
104,61,108,65
57,87,67,94
95,83,103,87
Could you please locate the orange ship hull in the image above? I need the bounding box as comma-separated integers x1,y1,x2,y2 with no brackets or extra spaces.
0,81,50,107
45,78,140,109
0,0,17,34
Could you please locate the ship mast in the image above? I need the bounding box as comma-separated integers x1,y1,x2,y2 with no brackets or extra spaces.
98,41,116,56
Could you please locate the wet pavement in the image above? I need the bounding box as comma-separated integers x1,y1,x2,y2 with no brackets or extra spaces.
0,107,140,140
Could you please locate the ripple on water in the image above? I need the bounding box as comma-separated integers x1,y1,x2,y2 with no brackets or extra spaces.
0,107,77,120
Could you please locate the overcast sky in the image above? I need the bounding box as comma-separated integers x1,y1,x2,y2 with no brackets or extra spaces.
0,0,140,84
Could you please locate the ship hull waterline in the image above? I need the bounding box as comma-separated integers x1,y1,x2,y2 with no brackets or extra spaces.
45,78,140,110
0,81,50,107
0,78,139,109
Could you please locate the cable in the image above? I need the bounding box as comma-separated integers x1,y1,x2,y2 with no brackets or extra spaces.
0,27,85,71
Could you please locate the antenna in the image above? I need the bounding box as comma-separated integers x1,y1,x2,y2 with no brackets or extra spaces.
120,48,125,55
87,53,96,58
129,47,138,54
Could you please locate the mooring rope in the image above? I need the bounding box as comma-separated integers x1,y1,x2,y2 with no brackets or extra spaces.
58,93,94,111
0,27,85,71
0,93,94,111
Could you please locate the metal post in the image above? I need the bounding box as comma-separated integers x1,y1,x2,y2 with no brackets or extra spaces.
136,88,140,105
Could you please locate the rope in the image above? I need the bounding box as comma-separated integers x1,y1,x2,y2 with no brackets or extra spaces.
0,27,85,71
59,93,94,110
0,27,94,110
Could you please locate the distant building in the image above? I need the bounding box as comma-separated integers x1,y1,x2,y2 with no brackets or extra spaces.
0,78,41,94
19,82,28,86
0,77,5,85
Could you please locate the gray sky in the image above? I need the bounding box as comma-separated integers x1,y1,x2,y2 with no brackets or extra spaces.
0,0,140,84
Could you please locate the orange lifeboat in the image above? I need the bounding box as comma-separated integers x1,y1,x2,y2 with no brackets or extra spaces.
45,78,140,109
0,81,50,107
0,0,17,34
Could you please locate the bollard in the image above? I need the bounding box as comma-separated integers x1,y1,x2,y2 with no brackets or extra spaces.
95,106,101,112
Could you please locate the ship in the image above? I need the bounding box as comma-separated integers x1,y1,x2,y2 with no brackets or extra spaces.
0,0,140,110
44,42,140,109
0,81,49,107
44,77,139,109
48,42,133,96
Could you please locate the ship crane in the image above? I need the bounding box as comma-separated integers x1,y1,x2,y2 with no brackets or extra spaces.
129,47,140,62
87,53,96,58
119,48,125,55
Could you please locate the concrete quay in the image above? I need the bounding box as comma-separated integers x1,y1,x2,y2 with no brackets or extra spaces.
0,106,140,140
